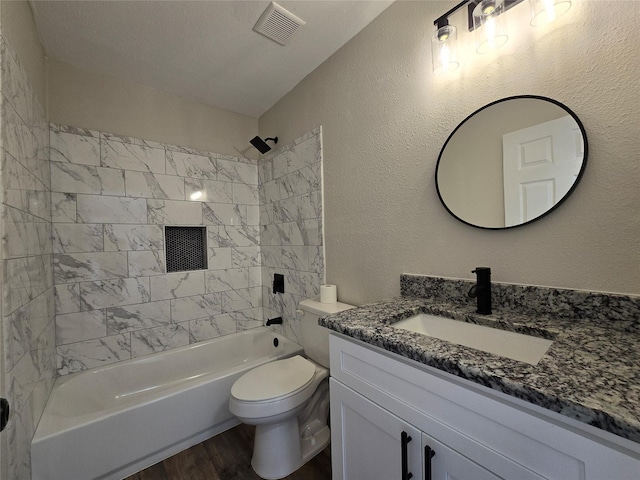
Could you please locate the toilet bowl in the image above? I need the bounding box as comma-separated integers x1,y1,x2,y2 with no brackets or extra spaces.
229,355,330,479
229,299,354,479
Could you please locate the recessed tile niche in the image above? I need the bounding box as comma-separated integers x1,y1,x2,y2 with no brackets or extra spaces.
165,226,208,272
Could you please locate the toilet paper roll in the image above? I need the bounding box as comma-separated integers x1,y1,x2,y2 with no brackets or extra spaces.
320,284,337,304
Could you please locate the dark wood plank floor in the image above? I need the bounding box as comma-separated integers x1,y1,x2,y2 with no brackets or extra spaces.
124,423,332,480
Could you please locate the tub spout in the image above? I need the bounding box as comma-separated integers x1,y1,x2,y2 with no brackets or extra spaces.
266,317,283,326
468,267,492,315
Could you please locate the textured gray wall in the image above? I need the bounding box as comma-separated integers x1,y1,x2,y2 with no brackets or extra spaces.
259,1,640,303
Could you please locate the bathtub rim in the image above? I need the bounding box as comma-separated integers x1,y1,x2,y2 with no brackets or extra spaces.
56,326,292,383
34,327,302,441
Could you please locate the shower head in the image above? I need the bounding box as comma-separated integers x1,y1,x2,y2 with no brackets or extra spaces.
250,136,278,154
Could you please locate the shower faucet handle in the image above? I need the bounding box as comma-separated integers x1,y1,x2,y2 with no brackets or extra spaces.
273,273,284,294
0,398,9,432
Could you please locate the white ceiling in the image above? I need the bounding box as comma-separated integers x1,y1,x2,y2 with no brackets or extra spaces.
30,0,394,118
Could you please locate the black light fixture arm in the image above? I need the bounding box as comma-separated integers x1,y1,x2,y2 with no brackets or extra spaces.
434,0,470,29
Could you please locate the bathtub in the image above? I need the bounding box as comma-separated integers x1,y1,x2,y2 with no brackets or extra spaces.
32,327,302,480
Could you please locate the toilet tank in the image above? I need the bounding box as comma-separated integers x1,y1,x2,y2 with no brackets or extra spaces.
299,299,355,368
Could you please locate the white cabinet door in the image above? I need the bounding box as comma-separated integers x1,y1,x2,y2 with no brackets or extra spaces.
330,378,421,480
423,432,504,480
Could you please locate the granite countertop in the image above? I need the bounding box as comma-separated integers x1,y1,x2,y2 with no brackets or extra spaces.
320,295,640,444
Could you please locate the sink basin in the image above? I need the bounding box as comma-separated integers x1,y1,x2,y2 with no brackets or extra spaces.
391,313,553,365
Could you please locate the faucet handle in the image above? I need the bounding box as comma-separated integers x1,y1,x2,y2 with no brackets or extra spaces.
472,267,491,275
468,285,481,298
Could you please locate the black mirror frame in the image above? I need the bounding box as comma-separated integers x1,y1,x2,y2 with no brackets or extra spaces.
435,95,589,230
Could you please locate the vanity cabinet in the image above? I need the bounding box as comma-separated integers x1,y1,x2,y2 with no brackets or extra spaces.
330,380,422,479
331,379,513,480
329,334,640,480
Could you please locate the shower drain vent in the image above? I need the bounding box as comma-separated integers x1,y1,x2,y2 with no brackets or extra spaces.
253,1,306,46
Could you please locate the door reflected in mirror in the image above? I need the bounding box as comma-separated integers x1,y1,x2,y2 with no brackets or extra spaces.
435,96,588,229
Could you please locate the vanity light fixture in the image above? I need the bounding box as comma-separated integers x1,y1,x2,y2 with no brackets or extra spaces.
431,0,466,74
529,0,572,26
473,0,509,54
431,0,572,74
432,18,460,74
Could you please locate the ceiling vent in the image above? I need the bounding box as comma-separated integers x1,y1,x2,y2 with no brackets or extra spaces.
253,2,306,46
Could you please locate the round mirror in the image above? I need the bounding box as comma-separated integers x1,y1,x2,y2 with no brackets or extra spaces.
435,95,588,229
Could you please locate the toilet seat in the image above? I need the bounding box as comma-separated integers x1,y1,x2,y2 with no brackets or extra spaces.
231,355,316,403
229,356,328,421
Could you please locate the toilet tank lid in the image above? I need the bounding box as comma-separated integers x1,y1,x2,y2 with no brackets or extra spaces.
299,299,355,316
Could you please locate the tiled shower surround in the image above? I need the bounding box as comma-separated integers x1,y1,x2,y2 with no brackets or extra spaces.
1,36,56,479
259,128,325,343
51,124,324,375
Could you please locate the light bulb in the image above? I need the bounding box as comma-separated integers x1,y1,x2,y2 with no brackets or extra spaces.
473,0,509,54
483,5,496,14
431,24,460,75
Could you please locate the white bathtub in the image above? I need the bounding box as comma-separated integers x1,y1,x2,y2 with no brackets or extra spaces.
32,327,303,480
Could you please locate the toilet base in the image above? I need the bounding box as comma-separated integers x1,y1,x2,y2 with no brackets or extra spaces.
251,419,330,480
231,368,331,479
250,380,331,479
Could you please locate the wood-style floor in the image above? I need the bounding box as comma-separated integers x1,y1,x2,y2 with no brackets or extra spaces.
124,423,332,480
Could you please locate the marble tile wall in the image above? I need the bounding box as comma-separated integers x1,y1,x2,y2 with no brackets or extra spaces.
0,26,321,478
259,128,325,343
1,35,56,479
51,124,264,375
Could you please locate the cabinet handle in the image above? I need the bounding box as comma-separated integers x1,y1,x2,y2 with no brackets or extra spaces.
401,431,413,480
424,445,435,480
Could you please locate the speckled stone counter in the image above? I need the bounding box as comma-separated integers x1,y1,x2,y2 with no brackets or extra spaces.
320,274,640,443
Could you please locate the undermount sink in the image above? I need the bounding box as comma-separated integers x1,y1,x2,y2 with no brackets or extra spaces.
391,313,553,365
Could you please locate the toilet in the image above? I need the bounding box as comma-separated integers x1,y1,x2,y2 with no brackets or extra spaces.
229,299,354,479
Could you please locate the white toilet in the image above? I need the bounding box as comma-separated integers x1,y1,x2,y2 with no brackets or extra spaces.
229,299,354,479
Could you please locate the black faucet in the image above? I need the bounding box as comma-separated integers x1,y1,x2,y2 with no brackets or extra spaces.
468,267,492,315
266,317,283,326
